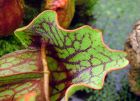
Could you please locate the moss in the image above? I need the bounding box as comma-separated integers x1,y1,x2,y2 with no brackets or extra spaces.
0,35,22,56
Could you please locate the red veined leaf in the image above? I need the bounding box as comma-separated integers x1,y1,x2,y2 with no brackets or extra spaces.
0,79,45,101
14,10,129,101
0,49,43,86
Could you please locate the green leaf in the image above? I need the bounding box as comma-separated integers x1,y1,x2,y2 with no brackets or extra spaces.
0,50,45,101
0,49,43,86
15,10,129,100
0,79,44,101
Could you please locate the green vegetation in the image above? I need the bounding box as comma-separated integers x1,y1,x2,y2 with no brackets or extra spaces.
0,0,140,100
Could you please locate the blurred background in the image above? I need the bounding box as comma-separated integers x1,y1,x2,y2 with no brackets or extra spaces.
1,0,140,101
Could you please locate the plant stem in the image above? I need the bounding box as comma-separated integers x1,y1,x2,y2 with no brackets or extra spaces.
41,40,50,101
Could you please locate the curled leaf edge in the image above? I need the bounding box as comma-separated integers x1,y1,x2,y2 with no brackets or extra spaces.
14,10,129,101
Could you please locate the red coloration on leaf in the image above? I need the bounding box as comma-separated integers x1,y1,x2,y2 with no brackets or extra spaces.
45,0,75,28
0,49,47,101
16,91,37,101
0,0,23,36
0,45,128,101
46,0,67,10
0,79,45,101
4,11,128,101
0,49,42,75
0,49,43,86
14,10,129,101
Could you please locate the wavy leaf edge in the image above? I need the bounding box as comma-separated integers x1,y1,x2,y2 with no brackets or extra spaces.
14,10,129,101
